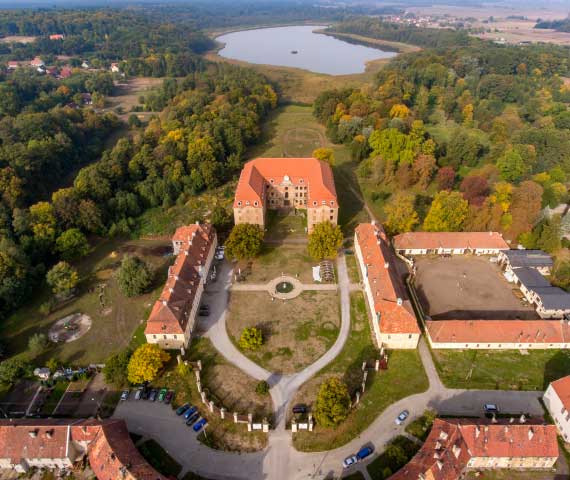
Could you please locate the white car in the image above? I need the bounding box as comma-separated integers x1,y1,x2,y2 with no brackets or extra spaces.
395,409,409,425
120,390,130,401
342,455,358,469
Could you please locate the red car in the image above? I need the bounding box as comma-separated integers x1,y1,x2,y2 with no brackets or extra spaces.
165,391,174,404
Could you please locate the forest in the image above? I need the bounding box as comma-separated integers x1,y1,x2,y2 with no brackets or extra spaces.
315,18,570,288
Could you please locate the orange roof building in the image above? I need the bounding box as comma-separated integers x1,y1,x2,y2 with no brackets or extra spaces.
145,223,217,350
0,419,167,479
389,418,559,479
354,222,420,349
544,375,570,442
394,231,509,255
233,157,338,233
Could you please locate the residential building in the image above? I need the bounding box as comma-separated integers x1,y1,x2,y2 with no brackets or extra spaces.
6,61,18,70
145,223,216,350
499,249,554,275
0,418,167,479
393,231,509,256
49,34,64,40
233,157,338,234
544,376,570,441
354,222,420,349
30,57,44,68
389,418,558,479
110,62,120,73
58,66,72,79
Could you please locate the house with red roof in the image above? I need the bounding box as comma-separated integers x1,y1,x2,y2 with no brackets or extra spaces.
144,223,217,350
49,34,64,40
30,57,44,68
389,418,558,479
0,418,167,479
393,231,509,256
354,222,420,348
544,375,570,442
233,157,338,233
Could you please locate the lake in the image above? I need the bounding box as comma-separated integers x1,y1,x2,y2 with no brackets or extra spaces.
216,25,397,75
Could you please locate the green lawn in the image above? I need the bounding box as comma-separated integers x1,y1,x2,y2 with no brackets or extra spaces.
137,439,182,478
292,293,429,451
432,348,570,390
405,410,435,442
345,253,361,284
367,436,420,480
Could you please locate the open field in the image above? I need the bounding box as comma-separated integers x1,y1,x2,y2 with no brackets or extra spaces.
0,238,173,365
250,105,369,233
227,291,340,373
265,211,307,241
292,293,428,451
414,256,538,320
432,348,570,391
103,77,163,120
0,35,36,43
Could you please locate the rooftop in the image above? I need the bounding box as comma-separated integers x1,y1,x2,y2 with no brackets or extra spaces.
532,286,570,310
514,267,551,289
393,231,509,251
550,375,570,411
503,249,554,268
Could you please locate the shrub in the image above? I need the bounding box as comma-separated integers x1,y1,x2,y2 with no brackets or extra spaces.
28,333,50,355
117,255,153,297
103,349,132,387
239,327,263,350
0,358,29,384
256,380,270,395
46,261,79,297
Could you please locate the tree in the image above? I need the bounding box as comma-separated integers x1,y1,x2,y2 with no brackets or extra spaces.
307,222,343,260
510,181,543,240
28,333,50,355
127,344,170,384
412,154,436,188
117,255,153,297
46,261,78,297
384,192,419,235
0,358,28,385
460,175,489,206
46,358,58,373
314,377,351,427
496,148,527,182
55,228,90,261
225,224,264,260
436,166,455,190
389,104,410,119
128,114,142,128
423,191,468,232
104,349,132,387
239,327,263,350
312,148,335,166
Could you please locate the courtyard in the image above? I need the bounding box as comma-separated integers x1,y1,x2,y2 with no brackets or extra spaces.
413,256,538,321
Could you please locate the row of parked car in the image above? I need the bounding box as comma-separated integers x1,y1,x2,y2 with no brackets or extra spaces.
176,403,208,432
120,386,174,403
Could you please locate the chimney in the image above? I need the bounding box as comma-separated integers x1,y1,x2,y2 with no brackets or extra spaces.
371,220,376,226
528,427,534,440
439,431,448,440
29,431,37,438
519,414,526,424
452,444,461,459
397,298,403,306
46,431,53,439
436,460,443,470
504,426,509,434
162,300,167,306
475,426,480,438
195,221,199,225
169,288,174,293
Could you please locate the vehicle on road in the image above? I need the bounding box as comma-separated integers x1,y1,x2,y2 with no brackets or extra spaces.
484,403,499,414
184,406,198,419
342,455,358,469
165,391,174,404
193,418,208,432
186,412,200,426
134,388,143,401
395,410,409,425
292,404,307,414
176,403,190,416
149,389,158,402
199,304,210,316
356,446,374,461
158,388,168,402
141,388,150,400
120,390,129,401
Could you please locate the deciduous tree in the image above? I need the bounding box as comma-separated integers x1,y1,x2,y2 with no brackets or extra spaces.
312,148,335,166
127,344,170,384
423,191,468,232
46,261,78,297
225,224,264,260
384,193,419,235
117,255,153,297
314,377,351,427
308,222,343,260
56,228,90,261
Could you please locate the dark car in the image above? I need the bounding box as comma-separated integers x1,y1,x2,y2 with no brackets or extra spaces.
176,403,190,416
141,388,150,400
165,391,174,404
184,406,198,419
356,446,374,461
292,404,307,414
193,418,208,432
149,389,158,402
186,412,200,426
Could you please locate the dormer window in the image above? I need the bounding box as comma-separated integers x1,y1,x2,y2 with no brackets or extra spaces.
300,178,304,184
313,201,317,206
254,201,259,207
322,201,326,205
270,179,274,184
246,201,250,205
237,201,242,206
330,201,334,206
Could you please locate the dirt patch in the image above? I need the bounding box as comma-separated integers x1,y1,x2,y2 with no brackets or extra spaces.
0,35,36,43
49,313,92,343
413,256,538,320
226,291,340,373
282,127,325,157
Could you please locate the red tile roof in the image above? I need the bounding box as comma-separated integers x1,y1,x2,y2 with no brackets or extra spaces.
389,418,558,480
394,231,509,251
233,157,337,208
551,375,570,411
355,223,420,335
145,224,215,335
426,319,570,345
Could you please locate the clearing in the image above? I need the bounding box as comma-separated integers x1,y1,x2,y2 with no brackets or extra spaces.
104,77,164,121
413,256,538,320
0,35,36,43
292,293,428,451
227,291,340,373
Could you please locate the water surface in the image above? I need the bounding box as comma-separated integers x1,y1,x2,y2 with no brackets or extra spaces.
216,25,396,75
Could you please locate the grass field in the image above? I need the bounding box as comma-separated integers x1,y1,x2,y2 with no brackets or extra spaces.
432,348,570,390
227,291,340,373
404,409,435,442
345,253,361,284
0,238,172,365
292,293,428,451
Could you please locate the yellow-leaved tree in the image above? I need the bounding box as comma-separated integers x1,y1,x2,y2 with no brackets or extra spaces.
127,344,170,384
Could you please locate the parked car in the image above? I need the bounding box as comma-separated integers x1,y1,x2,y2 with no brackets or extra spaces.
134,388,143,401
158,388,168,402
199,305,210,317
141,388,150,400
186,412,200,426
484,403,499,414
176,403,190,416
395,410,409,425
149,389,158,402
184,406,198,419
193,418,208,432
342,455,358,469
292,404,307,414
120,390,129,401
165,391,174,404
356,446,374,461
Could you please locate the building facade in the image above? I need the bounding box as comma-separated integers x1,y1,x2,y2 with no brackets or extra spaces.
354,222,420,349
233,157,338,233
144,223,216,350
393,231,510,256
544,376,570,442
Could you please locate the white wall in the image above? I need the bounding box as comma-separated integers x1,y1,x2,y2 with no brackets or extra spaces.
544,384,570,441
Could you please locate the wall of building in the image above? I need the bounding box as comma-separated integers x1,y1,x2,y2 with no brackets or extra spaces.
307,205,338,233
380,332,420,349
425,332,569,350
467,456,557,469
234,205,265,229
544,385,570,441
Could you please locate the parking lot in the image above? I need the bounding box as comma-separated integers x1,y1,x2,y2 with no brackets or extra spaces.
413,256,538,320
